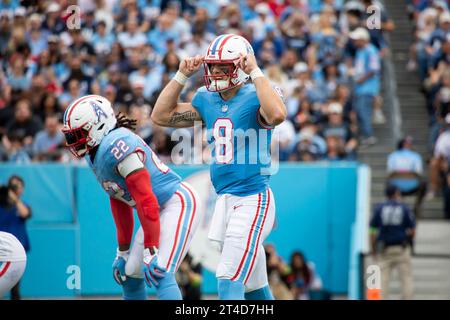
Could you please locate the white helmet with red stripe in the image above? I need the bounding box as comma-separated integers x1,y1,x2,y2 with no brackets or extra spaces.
62,95,117,158
203,34,254,92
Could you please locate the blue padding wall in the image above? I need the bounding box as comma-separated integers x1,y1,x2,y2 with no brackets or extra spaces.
0,164,75,224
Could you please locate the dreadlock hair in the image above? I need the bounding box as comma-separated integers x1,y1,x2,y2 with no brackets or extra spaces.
115,112,137,132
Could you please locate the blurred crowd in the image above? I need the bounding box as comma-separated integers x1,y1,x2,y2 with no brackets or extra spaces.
407,0,450,219
0,0,393,164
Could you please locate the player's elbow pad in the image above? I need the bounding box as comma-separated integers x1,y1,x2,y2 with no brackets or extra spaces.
138,197,160,221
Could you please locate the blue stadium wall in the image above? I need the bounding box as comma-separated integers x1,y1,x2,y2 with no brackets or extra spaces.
0,163,363,298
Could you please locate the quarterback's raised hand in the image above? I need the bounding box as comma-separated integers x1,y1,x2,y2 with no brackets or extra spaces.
179,55,204,77
237,52,258,75
112,249,129,285
142,247,167,288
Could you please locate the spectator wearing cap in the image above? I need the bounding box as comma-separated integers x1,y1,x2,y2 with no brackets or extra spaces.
426,11,450,58
247,2,277,42
370,185,415,300
286,62,312,98
428,33,450,78
309,8,340,66
387,136,427,218
428,113,450,219
42,2,64,35
128,76,152,110
46,34,62,64
11,6,26,31
26,13,49,58
350,27,381,146
290,125,327,161
321,102,358,160
361,0,395,55
129,60,163,101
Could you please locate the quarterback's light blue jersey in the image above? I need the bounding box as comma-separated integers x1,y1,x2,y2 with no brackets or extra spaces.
86,127,181,206
192,83,273,196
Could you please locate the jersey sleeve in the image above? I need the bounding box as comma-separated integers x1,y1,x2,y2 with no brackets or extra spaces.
104,131,142,173
191,87,207,120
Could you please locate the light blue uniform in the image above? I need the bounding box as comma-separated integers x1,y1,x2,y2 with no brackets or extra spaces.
86,127,181,206
192,83,273,197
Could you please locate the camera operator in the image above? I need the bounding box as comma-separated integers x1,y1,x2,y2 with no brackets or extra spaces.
0,175,31,300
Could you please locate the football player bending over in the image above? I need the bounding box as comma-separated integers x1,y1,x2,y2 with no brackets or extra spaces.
62,95,201,300
152,34,287,300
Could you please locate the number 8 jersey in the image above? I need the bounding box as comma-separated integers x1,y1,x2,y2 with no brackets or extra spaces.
192,83,274,197
86,127,182,207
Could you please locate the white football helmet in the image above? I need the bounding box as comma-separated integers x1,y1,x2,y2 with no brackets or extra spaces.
203,34,254,92
62,95,117,158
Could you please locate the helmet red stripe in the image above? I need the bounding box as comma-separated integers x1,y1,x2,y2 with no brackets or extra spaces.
217,34,236,59
66,94,98,127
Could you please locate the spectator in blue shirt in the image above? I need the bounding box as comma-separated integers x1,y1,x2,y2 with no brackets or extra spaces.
147,13,179,56
117,18,147,51
7,56,32,92
350,27,381,146
370,185,415,300
32,114,65,162
387,136,427,218
426,11,450,57
240,0,258,22
253,24,285,60
91,20,116,57
0,176,32,300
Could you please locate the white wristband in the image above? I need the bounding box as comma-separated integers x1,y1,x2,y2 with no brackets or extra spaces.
173,71,188,86
116,248,130,259
250,68,264,81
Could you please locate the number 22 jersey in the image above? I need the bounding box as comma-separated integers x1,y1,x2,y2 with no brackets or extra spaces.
86,127,182,207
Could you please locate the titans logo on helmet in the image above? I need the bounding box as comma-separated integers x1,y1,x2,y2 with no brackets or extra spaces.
91,102,108,122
